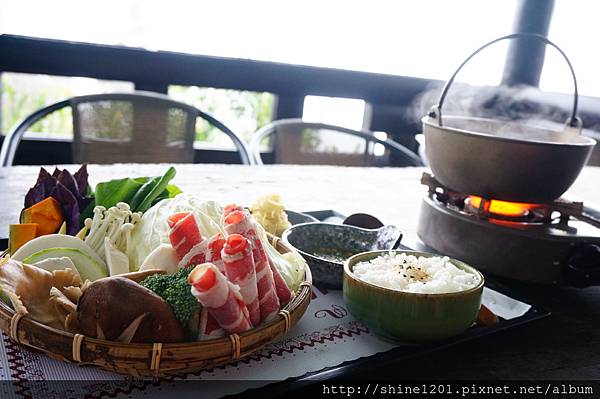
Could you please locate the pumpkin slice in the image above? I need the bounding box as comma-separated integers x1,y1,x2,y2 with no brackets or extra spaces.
9,223,38,255
21,197,64,236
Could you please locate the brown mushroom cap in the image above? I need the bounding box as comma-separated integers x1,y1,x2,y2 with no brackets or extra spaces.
77,276,184,343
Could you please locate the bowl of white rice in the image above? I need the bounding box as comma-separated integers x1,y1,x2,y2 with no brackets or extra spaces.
343,250,484,342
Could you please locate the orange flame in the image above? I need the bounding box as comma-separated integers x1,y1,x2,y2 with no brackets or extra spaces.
467,196,542,217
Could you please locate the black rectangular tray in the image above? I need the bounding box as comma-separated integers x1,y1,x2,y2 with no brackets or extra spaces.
241,210,550,397
248,283,547,398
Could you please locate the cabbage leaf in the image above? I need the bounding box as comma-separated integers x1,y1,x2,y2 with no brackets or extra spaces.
129,194,223,268
257,223,306,292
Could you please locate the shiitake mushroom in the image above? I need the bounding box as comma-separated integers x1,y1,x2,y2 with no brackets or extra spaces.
77,276,184,343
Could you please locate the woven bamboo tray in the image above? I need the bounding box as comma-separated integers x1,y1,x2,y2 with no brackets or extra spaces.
0,237,312,377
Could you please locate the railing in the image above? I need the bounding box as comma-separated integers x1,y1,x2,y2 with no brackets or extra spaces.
0,35,435,132
1,31,600,166
0,34,442,165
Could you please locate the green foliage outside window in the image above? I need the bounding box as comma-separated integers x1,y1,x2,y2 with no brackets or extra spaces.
169,86,274,145
1,74,274,147
1,74,74,135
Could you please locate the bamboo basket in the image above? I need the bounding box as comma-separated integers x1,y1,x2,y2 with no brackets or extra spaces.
0,237,312,377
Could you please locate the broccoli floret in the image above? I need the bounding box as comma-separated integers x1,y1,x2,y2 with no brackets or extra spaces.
140,267,199,326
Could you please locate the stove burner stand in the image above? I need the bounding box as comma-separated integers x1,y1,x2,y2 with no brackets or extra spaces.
417,173,600,287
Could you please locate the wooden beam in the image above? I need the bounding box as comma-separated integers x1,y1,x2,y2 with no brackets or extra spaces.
274,95,304,120
0,35,435,105
134,81,168,94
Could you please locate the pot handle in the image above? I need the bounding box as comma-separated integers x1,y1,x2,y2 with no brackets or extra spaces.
429,32,581,131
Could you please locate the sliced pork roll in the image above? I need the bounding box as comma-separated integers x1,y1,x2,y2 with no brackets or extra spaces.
224,205,293,306
223,209,280,321
269,260,293,306
206,233,226,272
222,234,261,326
168,212,206,267
188,263,252,334
198,308,225,340
168,212,226,271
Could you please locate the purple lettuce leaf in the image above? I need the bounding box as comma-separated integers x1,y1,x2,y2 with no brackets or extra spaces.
23,166,92,235
24,184,47,209
56,169,77,194
35,167,53,186
56,168,93,215
73,164,89,197
50,181,80,235
56,169,82,202
24,168,58,208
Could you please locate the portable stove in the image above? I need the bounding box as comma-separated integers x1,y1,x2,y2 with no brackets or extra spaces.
416,172,600,287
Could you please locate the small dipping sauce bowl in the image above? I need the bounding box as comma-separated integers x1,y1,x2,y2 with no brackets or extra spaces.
282,223,401,288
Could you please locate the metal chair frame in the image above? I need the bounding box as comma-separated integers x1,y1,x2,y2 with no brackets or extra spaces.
249,118,423,166
0,91,251,166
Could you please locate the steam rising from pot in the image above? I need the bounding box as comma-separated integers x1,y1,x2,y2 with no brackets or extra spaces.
408,82,579,132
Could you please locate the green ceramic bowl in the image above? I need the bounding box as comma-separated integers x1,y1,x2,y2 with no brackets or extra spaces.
343,250,484,343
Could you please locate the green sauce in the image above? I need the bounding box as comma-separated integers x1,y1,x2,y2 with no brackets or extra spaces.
313,248,357,263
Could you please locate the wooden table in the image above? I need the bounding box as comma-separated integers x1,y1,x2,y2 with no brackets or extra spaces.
1,163,600,381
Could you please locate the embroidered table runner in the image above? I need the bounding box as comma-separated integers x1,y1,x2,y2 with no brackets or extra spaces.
0,286,530,399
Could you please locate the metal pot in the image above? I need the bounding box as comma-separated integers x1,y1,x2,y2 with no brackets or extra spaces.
422,33,596,203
